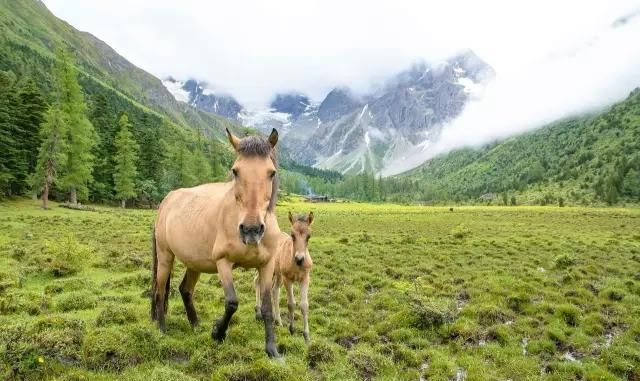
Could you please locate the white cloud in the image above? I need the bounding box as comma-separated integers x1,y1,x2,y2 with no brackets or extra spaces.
44,0,640,170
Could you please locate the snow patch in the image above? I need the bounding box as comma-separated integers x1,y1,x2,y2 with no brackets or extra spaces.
162,79,190,103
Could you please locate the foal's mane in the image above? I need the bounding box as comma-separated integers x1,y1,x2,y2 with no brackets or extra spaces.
236,135,279,212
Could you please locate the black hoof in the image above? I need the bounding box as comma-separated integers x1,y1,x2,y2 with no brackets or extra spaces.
212,321,226,342
266,343,281,358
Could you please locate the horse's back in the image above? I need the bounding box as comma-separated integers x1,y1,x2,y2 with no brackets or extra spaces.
155,182,232,273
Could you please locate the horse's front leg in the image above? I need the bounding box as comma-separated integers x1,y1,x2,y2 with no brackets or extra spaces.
258,259,280,357
212,258,237,342
254,273,262,320
300,274,310,344
272,274,282,326
285,278,296,335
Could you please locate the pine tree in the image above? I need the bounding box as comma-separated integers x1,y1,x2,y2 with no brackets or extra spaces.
32,106,68,209
15,77,47,195
55,48,96,204
622,168,640,200
193,133,212,185
0,71,19,196
113,114,139,208
89,93,116,201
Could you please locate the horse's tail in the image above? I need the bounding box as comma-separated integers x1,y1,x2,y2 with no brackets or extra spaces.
151,224,158,320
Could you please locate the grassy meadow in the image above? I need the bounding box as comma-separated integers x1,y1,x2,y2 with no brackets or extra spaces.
1,198,640,380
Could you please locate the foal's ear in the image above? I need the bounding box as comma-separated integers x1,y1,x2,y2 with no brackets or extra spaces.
226,128,240,151
288,211,294,225
307,211,314,225
268,128,278,148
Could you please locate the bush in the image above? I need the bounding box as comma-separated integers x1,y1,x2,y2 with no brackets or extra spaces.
40,235,91,277
554,253,577,269
600,287,625,301
556,304,581,326
409,296,457,329
56,291,97,312
95,305,137,326
1,316,85,377
307,340,336,369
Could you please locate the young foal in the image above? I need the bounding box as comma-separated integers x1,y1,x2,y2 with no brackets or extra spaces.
255,211,314,343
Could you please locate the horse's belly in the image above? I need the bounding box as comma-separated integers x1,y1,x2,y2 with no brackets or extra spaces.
177,255,218,273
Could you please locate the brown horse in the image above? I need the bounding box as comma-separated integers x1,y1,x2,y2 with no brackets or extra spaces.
255,211,314,343
151,128,281,357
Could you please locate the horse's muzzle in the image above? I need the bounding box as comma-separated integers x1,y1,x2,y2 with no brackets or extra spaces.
239,223,265,245
294,254,305,266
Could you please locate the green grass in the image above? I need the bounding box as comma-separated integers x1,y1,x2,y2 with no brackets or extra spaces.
1,198,640,380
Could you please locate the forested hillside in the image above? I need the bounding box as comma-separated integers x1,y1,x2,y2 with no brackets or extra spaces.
397,88,640,205
0,0,238,205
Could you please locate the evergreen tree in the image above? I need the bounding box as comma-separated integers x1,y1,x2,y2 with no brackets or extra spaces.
15,77,47,195
54,48,96,204
622,168,640,200
89,93,116,201
113,114,139,208
193,148,213,185
0,71,19,196
32,106,67,209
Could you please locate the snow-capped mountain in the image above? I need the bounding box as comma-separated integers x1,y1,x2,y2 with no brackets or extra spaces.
244,50,494,175
166,50,494,176
162,77,243,120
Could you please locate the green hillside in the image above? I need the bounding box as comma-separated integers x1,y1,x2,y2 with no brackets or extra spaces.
392,89,640,205
0,0,235,139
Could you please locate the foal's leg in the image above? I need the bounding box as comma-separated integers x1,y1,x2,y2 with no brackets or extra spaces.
254,273,262,320
179,268,201,329
272,274,282,326
212,259,237,342
154,249,174,332
258,261,280,357
285,279,296,335
300,275,311,344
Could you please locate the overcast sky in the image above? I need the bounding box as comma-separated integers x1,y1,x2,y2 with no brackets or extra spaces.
44,0,640,166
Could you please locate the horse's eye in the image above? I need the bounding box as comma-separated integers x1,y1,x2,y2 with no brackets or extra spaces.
232,168,238,177
269,170,276,179
306,235,310,242
291,233,296,242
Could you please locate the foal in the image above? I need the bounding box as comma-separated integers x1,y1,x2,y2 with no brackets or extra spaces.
255,211,314,343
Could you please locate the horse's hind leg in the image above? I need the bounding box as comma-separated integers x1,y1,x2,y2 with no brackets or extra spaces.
179,268,201,329
153,248,174,332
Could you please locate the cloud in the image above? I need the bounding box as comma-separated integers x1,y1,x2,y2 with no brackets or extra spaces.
429,13,640,159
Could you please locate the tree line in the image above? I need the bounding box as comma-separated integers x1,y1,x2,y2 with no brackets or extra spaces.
0,48,232,208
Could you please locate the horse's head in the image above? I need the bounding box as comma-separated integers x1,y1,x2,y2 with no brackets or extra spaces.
288,211,314,266
226,128,279,245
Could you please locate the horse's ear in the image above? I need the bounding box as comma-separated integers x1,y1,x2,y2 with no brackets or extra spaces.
308,211,314,225
288,211,294,225
226,128,240,151
268,129,278,148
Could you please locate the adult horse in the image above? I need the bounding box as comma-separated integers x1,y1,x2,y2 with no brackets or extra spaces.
151,128,281,357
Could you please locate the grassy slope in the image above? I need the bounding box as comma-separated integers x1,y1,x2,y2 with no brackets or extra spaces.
1,199,639,380
401,89,640,204
0,0,237,139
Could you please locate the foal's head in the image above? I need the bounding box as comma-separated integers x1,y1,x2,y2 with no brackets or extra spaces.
288,211,314,266
226,128,279,245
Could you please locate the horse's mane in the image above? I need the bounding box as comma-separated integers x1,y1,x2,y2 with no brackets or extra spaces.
237,135,279,212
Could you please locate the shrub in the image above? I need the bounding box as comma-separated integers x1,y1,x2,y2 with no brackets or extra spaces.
56,291,97,312
307,340,336,369
1,316,85,377
554,253,577,269
556,304,581,326
409,296,457,329
40,235,91,277
600,287,625,301
95,305,137,326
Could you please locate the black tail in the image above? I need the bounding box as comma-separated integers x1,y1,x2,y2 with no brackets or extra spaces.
151,225,158,320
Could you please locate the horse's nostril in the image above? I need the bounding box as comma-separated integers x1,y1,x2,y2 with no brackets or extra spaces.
259,224,265,234
239,224,245,233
